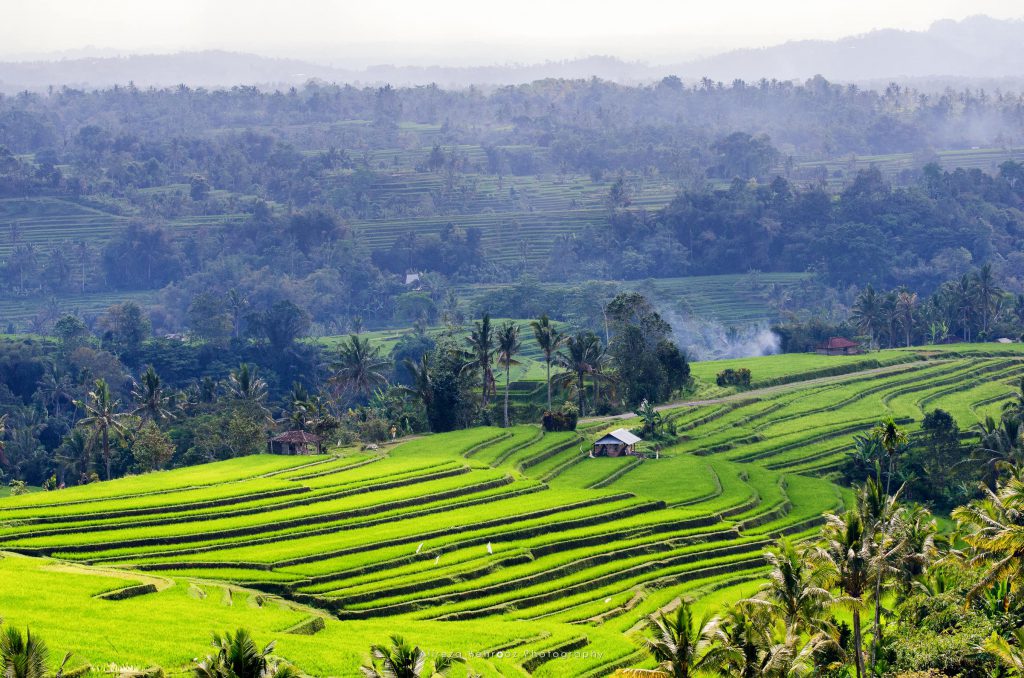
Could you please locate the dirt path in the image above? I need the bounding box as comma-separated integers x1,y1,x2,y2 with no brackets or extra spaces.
581,360,934,424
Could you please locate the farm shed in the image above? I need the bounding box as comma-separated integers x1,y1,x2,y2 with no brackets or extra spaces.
593,428,642,457
815,337,861,356
269,430,322,455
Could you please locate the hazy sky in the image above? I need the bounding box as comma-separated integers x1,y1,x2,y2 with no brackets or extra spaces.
3,0,1023,65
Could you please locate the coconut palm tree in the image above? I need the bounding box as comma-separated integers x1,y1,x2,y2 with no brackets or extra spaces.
973,415,1022,490
871,418,908,494
747,539,833,637
74,378,126,480
614,602,733,678
131,365,173,423
812,510,870,678
553,332,601,417
895,290,918,347
226,364,269,405
401,355,435,417
35,366,74,419
465,313,496,408
531,314,564,411
972,263,1003,336
952,478,1024,602
194,628,296,678
851,285,884,348
495,321,521,427
329,335,390,405
0,625,70,678
360,635,462,678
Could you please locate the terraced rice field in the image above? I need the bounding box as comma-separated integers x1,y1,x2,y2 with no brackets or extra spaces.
1,343,1021,674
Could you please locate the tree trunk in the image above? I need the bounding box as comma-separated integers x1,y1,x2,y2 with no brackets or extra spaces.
545,357,552,411
102,426,111,480
577,372,585,417
853,608,864,678
503,366,511,428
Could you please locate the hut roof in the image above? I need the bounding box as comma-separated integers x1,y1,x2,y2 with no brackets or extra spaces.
595,428,642,446
271,430,322,444
819,336,859,350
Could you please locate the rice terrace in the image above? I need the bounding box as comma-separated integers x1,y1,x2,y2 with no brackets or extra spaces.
0,343,1021,675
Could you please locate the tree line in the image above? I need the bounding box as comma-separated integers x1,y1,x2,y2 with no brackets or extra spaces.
0,292,688,487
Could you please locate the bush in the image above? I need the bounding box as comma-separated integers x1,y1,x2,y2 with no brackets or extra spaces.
542,402,578,432
716,368,752,388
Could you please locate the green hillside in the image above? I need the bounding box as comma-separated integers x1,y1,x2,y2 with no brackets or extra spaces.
1,344,1021,675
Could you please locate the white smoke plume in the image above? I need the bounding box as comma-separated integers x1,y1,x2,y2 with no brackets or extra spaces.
662,311,781,361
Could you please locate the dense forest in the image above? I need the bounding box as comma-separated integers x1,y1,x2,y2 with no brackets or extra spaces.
3,78,1024,338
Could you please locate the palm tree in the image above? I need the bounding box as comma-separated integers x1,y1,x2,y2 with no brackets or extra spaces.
74,378,126,480
895,290,918,347
871,417,908,494
131,365,172,423
329,335,390,405
973,415,1022,490
226,364,269,408
0,625,70,678
360,635,462,678
851,285,884,348
465,313,496,408
553,332,601,416
985,628,1024,676
1003,378,1024,422
194,628,295,678
35,366,73,419
495,321,521,427
615,602,732,678
813,511,870,678
955,274,977,342
531,314,564,411
747,539,832,637
972,264,1003,336
952,478,1024,602
401,355,434,417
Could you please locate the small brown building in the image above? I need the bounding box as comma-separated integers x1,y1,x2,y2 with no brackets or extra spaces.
815,337,861,356
593,428,642,457
269,430,322,455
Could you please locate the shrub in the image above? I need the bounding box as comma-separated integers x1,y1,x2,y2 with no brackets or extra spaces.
716,368,752,388
542,402,578,432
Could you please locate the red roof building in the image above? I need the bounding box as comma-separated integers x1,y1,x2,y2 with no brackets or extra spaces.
815,337,861,356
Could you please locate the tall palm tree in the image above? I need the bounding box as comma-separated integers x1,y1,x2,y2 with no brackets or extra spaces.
553,332,601,417
747,539,832,637
401,355,434,417
531,314,564,411
495,321,521,427
194,628,296,678
895,290,918,347
851,285,883,348
952,478,1024,602
465,313,496,408
972,263,1003,336
871,417,908,495
813,511,870,678
131,365,172,423
74,378,126,480
955,274,977,342
329,335,390,405
35,366,73,419
360,635,462,678
615,602,733,678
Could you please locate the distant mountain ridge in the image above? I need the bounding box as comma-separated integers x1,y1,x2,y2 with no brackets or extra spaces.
1,15,1022,91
